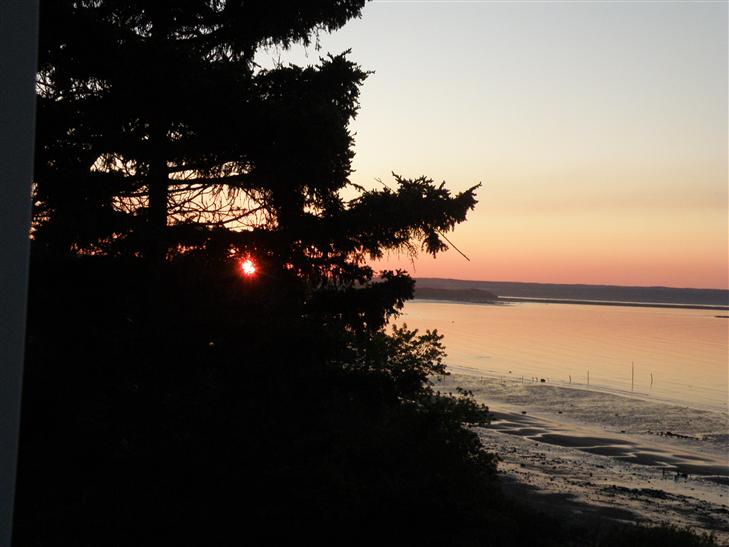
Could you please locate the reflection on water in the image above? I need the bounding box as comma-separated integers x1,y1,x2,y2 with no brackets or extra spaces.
397,301,728,413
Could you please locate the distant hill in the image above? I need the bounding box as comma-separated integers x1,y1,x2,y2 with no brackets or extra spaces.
415,278,729,307
414,287,498,303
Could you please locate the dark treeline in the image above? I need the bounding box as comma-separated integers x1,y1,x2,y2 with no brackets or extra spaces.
15,1,716,545
415,287,499,304
416,278,729,307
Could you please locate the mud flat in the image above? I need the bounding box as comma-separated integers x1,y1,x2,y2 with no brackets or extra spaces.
436,373,729,543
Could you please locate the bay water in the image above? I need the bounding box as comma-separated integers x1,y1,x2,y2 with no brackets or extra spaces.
398,300,728,413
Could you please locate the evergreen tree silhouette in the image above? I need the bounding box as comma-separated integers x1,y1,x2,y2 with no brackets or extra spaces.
33,0,478,329
17,3,504,546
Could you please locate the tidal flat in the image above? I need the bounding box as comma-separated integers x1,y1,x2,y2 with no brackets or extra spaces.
437,373,729,543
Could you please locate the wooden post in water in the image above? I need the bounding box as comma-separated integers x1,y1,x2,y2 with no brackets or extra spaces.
650,372,654,388
587,370,590,385
631,362,634,392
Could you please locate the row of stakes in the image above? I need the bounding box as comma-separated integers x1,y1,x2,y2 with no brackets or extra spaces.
509,362,654,391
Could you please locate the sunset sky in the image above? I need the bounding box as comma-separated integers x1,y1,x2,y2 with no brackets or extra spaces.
261,1,728,289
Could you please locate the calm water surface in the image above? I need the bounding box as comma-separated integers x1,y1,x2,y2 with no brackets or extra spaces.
398,301,728,413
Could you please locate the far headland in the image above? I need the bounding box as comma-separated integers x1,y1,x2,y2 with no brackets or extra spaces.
414,278,729,310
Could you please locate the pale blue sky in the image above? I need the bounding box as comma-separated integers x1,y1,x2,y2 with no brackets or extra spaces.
257,1,728,288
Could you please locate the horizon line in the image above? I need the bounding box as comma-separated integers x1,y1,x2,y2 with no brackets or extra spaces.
412,276,729,292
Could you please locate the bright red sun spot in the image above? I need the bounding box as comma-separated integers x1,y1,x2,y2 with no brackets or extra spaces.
240,259,256,276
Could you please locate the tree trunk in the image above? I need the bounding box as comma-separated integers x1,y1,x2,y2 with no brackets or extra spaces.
145,126,168,328
147,15,169,276
147,156,168,270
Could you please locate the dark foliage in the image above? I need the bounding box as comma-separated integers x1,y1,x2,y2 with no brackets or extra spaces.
17,259,502,546
32,0,479,296
20,3,494,543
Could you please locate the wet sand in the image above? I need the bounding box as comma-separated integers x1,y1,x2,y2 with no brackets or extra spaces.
437,374,729,543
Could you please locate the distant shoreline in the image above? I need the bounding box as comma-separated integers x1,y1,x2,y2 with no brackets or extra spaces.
412,290,729,311
413,295,729,311
414,278,729,308
496,296,729,311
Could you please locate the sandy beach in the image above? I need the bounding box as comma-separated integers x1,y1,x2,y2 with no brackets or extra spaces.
437,373,729,543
